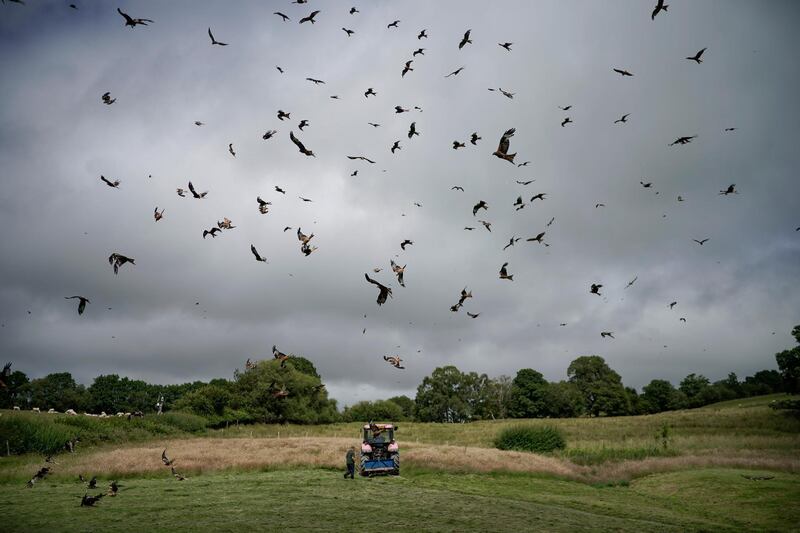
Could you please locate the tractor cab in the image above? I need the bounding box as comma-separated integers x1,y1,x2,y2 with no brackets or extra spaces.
360,423,399,476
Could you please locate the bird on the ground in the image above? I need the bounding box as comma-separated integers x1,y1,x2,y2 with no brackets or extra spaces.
342,27,354,36
154,207,164,221
499,262,513,281
365,274,392,305
208,27,227,46
402,61,413,77
693,238,710,245
101,92,116,105
81,493,105,506
590,283,603,295
299,10,320,24
498,42,512,51
669,135,697,146
413,48,425,56
601,331,615,339
445,67,465,77
652,0,668,20
458,29,472,49
614,113,630,124
383,356,404,369
27,467,50,488
719,184,738,195
625,276,638,289
250,245,267,263
100,175,120,188
400,239,413,250
108,253,135,274
470,132,481,145
453,141,466,149
493,128,516,163
274,11,289,21
387,20,400,28
408,122,419,138
171,467,185,481
348,155,376,163
290,131,315,156
391,141,401,153
418,29,428,39
613,68,633,76
741,475,774,481
473,201,488,216
202,227,221,239
686,48,706,63
108,481,119,497
561,117,572,127
273,345,291,367
390,260,405,287
479,220,492,231
65,296,90,315
117,7,152,28
228,143,236,156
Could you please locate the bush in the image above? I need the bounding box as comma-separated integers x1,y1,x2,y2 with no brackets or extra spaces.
494,425,566,453
0,413,77,455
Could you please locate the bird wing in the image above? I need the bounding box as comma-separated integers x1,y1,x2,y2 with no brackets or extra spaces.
289,131,307,153
496,128,515,154
117,8,134,24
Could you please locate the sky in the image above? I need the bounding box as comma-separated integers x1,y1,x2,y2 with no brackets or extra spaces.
0,0,798,408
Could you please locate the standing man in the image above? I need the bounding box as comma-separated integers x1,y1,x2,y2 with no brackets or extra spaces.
344,446,356,479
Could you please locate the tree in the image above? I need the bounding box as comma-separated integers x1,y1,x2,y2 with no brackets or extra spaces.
173,384,231,417
776,324,800,394
286,356,320,379
387,395,416,420
507,369,549,418
0,370,28,409
415,366,477,422
543,381,585,418
567,356,630,416
342,400,405,422
625,386,643,415
742,370,783,396
88,374,155,413
679,373,711,408
22,372,90,412
641,379,684,413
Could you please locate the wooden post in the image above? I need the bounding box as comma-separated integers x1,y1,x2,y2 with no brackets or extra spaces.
6,440,9,457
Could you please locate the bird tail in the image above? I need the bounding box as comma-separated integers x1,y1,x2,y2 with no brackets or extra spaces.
506,153,516,163
508,275,514,281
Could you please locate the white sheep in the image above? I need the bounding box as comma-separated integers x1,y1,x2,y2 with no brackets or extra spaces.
32,407,40,413
65,409,77,416
13,406,20,411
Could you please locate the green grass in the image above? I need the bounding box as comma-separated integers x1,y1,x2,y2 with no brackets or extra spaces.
1,468,797,532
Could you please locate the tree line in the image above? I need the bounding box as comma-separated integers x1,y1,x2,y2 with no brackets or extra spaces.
2,325,798,424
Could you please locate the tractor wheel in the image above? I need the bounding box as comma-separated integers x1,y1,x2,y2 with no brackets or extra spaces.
391,453,400,475
359,455,369,477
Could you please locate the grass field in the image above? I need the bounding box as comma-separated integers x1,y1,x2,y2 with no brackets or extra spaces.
1,394,798,531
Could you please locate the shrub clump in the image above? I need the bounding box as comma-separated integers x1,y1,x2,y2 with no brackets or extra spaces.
494,425,567,453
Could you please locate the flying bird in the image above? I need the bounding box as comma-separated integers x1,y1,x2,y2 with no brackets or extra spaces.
652,0,668,20
458,29,472,49
453,141,466,149
391,141,401,153
558,105,572,111
601,331,615,339
473,201,488,216
526,232,546,244
669,135,697,146
467,312,480,319
365,274,392,306
387,20,400,28
298,196,313,203
306,78,325,85
342,27,354,37
276,65,284,73
503,237,521,250
408,122,419,138
263,130,277,140
364,87,376,97
719,184,738,195
256,197,271,214
470,132,481,145
203,227,221,239
640,181,653,188
692,238,710,245
530,193,547,201
290,131,315,156
614,113,630,124
207,28,227,46
452,186,464,191
613,68,633,77
498,42,513,51
273,345,291,367
499,262,513,281
669,301,677,309
445,67,465,77
100,175,120,188
390,260,406,287
383,355,404,369
368,123,380,128
625,276,638,289
65,296,90,315
724,127,737,132
480,220,492,232
347,155,376,163
298,120,309,131
228,143,236,157
418,29,428,39
161,449,175,466
297,228,314,245
400,239,413,250
117,7,152,28
516,180,534,185
188,181,207,198
686,48,707,63
299,10,320,24
274,11,290,21
350,7,359,14
493,128,516,163
590,283,603,296
101,92,116,105
517,161,531,167
413,48,425,56
108,253,135,274
402,60,413,77
250,245,267,263
395,105,409,113
561,117,572,127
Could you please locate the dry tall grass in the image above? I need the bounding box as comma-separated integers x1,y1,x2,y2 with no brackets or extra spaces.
4,436,797,484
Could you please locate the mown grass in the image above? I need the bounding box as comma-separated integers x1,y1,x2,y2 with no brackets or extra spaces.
1,468,797,532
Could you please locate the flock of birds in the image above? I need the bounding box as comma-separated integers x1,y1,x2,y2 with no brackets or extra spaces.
3,0,796,387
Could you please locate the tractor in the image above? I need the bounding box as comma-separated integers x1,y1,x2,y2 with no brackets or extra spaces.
359,423,399,476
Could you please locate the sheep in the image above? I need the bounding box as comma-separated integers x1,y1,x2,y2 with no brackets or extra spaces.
65,409,77,416
47,408,58,414
32,407,40,413
13,406,20,411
